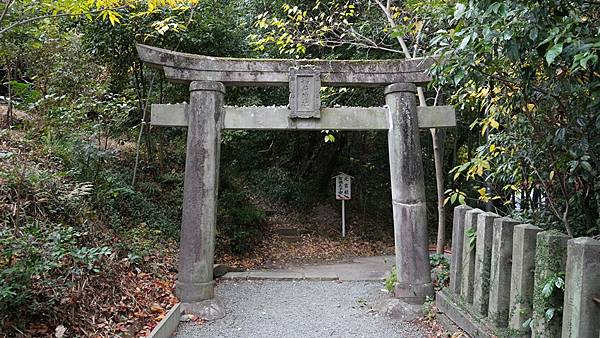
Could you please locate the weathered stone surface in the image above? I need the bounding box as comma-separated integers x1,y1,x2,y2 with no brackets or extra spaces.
247,271,303,280
436,290,496,338
289,66,320,118
151,104,189,126
373,298,422,321
150,104,457,130
288,255,393,281
136,43,433,85
508,224,542,333
561,237,600,338
449,205,473,295
488,217,520,327
147,303,181,338
435,312,466,337
417,106,456,129
302,271,339,281
472,212,500,315
386,82,432,305
213,264,229,278
181,299,225,321
531,231,568,338
176,81,224,303
220,271,249,280
460,208,484,304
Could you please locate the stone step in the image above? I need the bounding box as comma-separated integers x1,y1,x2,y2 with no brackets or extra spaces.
221,270,387,282
222,271,371,282
213,263,243,278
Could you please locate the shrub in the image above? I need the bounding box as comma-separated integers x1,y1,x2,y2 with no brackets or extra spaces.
217,176,266,255
384,266,397,292
430,253,450,291
249,168,310,207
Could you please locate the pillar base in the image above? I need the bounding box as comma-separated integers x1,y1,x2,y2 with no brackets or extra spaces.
176,280,215,303
394,281,434,304
373,298,423,321
181,298,225,321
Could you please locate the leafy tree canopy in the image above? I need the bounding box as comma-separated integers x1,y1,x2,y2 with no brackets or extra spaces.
423,0,600,237
0,0,199,36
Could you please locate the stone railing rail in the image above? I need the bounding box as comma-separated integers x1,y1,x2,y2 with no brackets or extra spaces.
437,205,600,338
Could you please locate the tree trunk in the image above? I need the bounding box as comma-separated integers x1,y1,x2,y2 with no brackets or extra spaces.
432,128,447,254
5,68,13,128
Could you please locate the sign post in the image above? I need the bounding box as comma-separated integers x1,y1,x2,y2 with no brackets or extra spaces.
334,173,352,237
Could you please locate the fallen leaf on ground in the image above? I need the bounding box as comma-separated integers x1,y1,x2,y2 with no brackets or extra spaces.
150,304,164,313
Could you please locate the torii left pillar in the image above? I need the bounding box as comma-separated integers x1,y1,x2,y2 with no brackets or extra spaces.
177,81,225,318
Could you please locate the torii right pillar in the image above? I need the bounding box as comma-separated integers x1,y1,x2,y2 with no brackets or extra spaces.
385,82,434,304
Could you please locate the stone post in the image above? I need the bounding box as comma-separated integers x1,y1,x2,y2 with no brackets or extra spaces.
531,231,568,338
488,217,520,327
176,81,224,306
460,208,484,304
508,224,542,333
385,83,433,304
561,237,600,338
472,212,500,315
450,205,472,295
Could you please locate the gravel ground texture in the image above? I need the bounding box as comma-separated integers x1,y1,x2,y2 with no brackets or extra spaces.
175,280,427,338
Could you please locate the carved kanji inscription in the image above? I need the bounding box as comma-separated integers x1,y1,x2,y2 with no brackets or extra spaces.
289,66,320,119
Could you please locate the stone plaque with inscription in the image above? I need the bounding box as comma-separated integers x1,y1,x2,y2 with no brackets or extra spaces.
289,66,320,119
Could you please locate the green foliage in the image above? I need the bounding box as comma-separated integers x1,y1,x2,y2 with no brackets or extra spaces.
0,163,113,320
7,0,599,332
80,0,250,92
0,77,182,328
0,0,200,36
386,255,449,294
523,271,566,330
0,0,272,334
429,253,448,268
384,265,398,292
250,168,311,207
0,164,91,227
121,223,169,259
444,188,466,206
251,1,359,56
221,130,315,208
421,296,436,321
430,253,450,290
3,81,40,106
465,227,477,250
424,0,600,236
217,176,266,255
540,272,565,322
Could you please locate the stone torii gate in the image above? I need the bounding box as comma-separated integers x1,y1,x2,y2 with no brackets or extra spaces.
136,44,456,315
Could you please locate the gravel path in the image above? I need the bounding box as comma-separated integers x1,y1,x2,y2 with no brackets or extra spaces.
175,280,427,338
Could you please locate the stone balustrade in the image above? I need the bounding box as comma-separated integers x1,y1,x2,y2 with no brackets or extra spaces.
436,205,600,338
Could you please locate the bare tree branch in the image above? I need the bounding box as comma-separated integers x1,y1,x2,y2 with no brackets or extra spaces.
333,39,404,54
523,155,573,237
373,0,411,58
345,28,404,53
0,0,15,27
372,0,428,106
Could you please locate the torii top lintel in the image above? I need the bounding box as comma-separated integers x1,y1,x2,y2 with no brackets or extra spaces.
136,44,433,87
